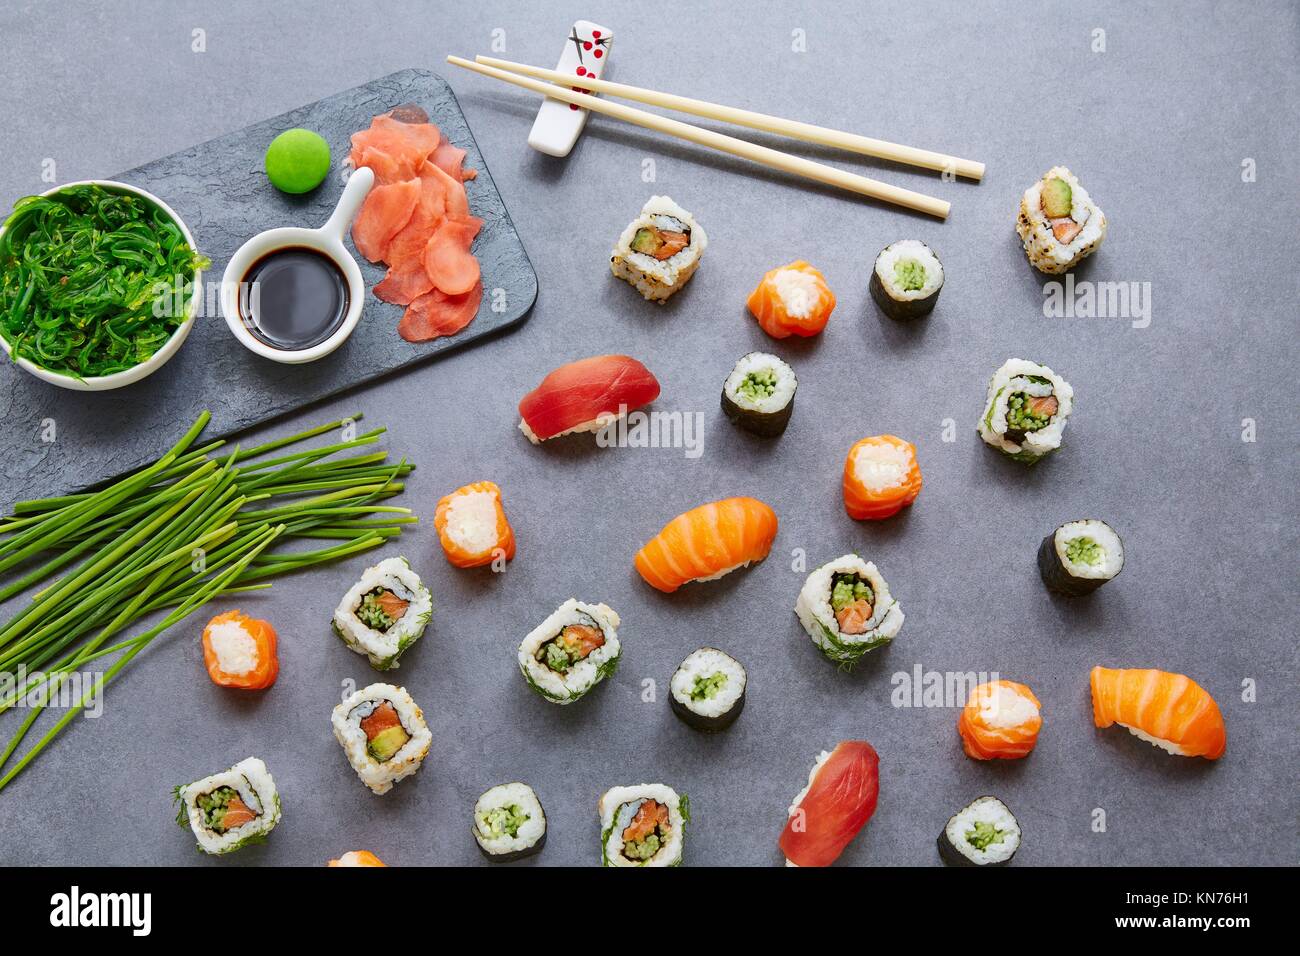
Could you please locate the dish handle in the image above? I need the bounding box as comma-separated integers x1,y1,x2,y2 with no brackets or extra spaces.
319,166,375,243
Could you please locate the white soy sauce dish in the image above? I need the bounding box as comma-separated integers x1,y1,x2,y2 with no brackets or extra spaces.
221,166,374,364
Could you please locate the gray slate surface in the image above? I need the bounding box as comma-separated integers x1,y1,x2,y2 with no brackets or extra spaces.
0,68,535,503
0,0,1296,867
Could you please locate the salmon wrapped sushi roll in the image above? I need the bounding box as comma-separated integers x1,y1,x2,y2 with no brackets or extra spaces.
958,680,1042,760
634,496,778,593
201,610,279,690
434,481,515,568
173,757,281,855
842,435,922,520
795,554,903,665
328,850,387,867
1090,667,1226,759
746,261,836,338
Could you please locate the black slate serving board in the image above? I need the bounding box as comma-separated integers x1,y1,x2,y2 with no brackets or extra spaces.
0,68,536,506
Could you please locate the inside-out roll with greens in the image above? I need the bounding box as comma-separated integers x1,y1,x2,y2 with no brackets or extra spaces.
517,599,621,704
331,556,432,670
796,554,903,665
721,351,797,436
599,784,689,867
1038,519,1124,595
173,757,281,855
331,682,432,794
610,195,707,302
1016,166,1106,274
978,359,1073,463
869,239,944,320
472,782,547,862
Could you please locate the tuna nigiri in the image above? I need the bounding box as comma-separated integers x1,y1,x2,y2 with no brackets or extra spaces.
1090,667,1226,759
958,680,1042,760
779,741,879,867
634,497,778,593
842,435,922,520
434,480,516,569
518,355,660,443
746,261,836,339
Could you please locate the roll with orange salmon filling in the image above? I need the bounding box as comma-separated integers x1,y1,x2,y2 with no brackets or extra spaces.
1090,667,1226,759
174,757,281,855
842,435,922,520
634,496,778,593
795,554,903,665
958,680,1042,760
434,480,515,568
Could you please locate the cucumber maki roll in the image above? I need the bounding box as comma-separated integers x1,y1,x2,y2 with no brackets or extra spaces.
1016,166,1106,274
670,647,747,731
977,359,1073,463
331,682,433,795
331,556,432,670
517,599,621,704
174,757,281,855
472,783,547,862
938,796,1021,866
869,239,944,320
599,784,689,867
721,352,797,436
1038,519,1124,595
795,554,903,666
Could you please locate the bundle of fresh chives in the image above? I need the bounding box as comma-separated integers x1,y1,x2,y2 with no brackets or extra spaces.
0,410,417,792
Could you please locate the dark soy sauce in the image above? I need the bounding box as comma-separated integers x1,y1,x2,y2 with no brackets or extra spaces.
239,247,348,351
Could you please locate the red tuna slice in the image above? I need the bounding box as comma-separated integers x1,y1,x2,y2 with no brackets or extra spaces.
372,165,449,305
778,741,879,867
351,180,421,263
421,216,482,295
518,355,661,442
431,140,476,182
398,280,482,342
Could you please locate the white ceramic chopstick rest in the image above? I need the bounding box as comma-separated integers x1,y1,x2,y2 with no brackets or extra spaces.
527,19,613,157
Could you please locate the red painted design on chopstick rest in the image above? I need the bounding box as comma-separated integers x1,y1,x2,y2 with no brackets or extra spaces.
570,28,612,66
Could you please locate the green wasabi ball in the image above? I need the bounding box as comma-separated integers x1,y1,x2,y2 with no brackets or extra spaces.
264,128,331,194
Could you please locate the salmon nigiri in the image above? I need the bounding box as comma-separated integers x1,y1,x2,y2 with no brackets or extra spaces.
747,261,836,338
958,680,1042,760
842,435,922,520
635,497,778,593
434,480,516,569
1090,667,1226,759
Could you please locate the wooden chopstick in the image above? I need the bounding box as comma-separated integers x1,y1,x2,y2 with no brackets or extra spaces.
447,55,950,219
478,55,984,182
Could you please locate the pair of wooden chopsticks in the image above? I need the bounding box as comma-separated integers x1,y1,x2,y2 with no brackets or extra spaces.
446,54,983,220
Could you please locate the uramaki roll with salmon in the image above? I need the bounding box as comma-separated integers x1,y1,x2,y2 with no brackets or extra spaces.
795,554,903,665
978,359,1074,463
842,435,922,520
517,599,621,704
1016,166,1106,274
434,480,516,569
331,556,432,670
610,195,707,302
174,757,281,855
331,682,433,794
599,784,689,867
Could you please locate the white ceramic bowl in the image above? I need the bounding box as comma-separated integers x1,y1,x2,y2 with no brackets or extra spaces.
220,167,374,364
0,179,203,391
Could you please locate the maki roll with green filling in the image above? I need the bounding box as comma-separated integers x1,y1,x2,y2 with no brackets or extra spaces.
869,239,944,319
1038,519,1124,595
517,599,621,704
795,554,903,665
721,352,797,436
174,757,281,855
331,556,432,670
472,783,547,862
977,359,1073,463
599,784,689,867
938,796,1021,866
670,647,747,731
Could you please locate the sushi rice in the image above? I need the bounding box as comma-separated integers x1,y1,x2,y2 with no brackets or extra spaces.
517,599,621,704
472,782,547,861
599,783,689,867
331,682,433,794
796,554,904,665
610,195,707,302
1016,166,1106,273
977,358,1074,463
174,756,281,855
331,556,432,670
